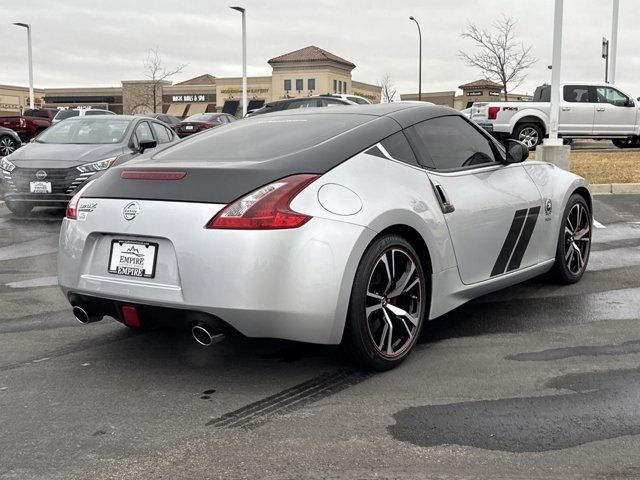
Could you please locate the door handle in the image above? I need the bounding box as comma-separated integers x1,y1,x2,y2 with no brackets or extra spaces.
596,107,606,112
561,107,571,111
431,182,455,214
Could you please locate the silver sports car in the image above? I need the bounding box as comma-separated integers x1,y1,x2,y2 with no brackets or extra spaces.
58,103,592,370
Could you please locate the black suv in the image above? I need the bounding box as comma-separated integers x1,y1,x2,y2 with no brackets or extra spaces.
247,95,354,117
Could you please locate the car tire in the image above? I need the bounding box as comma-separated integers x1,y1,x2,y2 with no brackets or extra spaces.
612,138,638,149
6,202,33,217
0,135,19,156
343,234,428,371
550,194,592,284
512,123,544,150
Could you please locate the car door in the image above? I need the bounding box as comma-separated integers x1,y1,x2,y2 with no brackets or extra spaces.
407,115,543,285
592,85,639,135
559,85,595,135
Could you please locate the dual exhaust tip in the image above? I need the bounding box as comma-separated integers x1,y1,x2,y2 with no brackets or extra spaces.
72,305,225,346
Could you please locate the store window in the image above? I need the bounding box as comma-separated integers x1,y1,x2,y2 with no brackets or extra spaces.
284,79,291,92
308,78,316,91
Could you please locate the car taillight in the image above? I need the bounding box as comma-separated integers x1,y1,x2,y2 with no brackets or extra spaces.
488,106,501,120
66,181,95,220
206,174,320,230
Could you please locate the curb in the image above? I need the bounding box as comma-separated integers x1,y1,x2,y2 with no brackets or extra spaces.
590,183,640,195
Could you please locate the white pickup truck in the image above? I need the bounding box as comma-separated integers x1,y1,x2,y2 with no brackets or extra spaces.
471,82,640,149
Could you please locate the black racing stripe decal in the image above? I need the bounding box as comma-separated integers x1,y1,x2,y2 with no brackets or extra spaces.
365,145,387,159
507,206,541,272
490,209,528,277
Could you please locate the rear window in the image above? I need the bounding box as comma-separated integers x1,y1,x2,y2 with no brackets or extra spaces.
54,110,80,121
154,114,372,162
24,109,51,118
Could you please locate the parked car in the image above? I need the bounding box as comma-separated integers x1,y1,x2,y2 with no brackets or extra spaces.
135,113,182,131
471,82,640,149
246,95,355,117
0,108,55,142
51,108,116,126
175,112,236,138
0,115,177,216
57,103,591,370
0,127,22,156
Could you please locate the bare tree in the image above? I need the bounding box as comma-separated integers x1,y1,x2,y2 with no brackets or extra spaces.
378,73,397,103
459,16,537,101
139,47,188,113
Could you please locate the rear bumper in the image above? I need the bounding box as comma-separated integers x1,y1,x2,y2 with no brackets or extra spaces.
58,198,375,345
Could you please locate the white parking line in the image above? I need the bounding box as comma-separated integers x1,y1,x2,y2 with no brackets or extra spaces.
593,219,606,229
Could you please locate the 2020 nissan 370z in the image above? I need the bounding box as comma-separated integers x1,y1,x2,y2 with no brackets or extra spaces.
57,103,592,370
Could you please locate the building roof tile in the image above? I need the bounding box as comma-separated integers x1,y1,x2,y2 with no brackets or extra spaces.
268,46,355,68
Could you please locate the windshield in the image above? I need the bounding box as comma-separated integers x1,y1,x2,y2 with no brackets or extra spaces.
184,113,217,123
36,118,131,144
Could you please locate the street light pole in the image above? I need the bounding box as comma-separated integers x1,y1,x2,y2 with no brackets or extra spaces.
546,0,564,145
13,22,34,110
602,37,610,83
230,7,247,117
409,16,422,102
609,0,619,85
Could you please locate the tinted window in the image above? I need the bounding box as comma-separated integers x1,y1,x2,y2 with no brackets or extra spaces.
85,110,108,116
154,114,372,162
286,99,318,109
563,85,590,103
25,109,50,118
381,132,418,166
54,110,80,121
409,116,497,171
533,85,551,102
151,122,172,143
134,122,154,143
184,113,217,123
595,87,630,107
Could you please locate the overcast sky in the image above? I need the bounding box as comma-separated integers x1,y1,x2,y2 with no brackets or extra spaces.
1,0,638,97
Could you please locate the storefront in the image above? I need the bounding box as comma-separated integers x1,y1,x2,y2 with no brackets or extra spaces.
0,84,46,115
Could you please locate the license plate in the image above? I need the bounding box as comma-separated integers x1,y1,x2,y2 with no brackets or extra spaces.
108,240,158,278
30,181,51,193
185,125,194,130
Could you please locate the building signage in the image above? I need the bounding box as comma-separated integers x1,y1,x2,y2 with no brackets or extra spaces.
489,91,501,97
172,94,207,102
220,88,269,95
467,91,483,96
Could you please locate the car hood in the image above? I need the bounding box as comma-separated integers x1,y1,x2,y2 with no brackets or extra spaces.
6,143,126,169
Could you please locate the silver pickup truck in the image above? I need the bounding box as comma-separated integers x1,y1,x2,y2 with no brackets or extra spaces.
471,82,640,149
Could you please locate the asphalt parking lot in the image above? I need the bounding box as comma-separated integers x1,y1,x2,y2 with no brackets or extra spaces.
1,195,639,480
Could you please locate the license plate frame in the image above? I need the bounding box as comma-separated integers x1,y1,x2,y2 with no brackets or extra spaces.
108,240,158,278
30,181,52,193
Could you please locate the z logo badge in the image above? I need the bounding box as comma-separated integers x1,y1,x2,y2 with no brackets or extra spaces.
544,198,553,216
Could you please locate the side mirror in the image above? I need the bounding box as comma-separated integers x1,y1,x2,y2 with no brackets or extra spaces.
504,139,529,163
138,140,157,153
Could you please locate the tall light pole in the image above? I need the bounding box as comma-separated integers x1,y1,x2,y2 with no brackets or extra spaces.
230,7,247,117
609,0,619,85
546,0,564,145
409,16,422,102
13,22,34,110
602,37,610,83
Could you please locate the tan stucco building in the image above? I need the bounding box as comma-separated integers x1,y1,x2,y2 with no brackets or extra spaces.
0,84,46,115
6,46,380,118
401,79,532,110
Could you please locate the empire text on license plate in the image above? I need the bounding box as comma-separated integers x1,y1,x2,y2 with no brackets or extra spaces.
108,240,158,278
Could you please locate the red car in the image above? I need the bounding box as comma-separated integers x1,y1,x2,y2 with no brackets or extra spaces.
0,108,55,142
175,113,236,138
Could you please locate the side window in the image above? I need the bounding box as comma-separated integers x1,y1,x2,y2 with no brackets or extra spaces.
133,121,154,145
287,99,318,109
381,132,419,166
151,122,171,143
595,87,631,107
408,116,498,171
563,85,590,103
